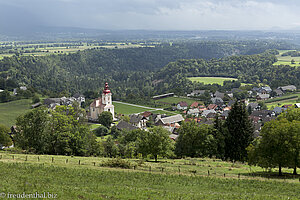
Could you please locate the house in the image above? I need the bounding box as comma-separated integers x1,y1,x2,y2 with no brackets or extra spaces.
198,105,207,112
177,101,188,110
199,118,214,125
129,114,147,129
282,104,293,109
89,82,115,121
273,89,283,96
187,108,200,117
207,104,218,110
259,86,272,93
156,114,184,126
190,102,199,108
188,90,205,97
256,94,270,101
206,112,216,119
0,89,4,93
221,110,230,119
211,97,224,105
202,109,216,117
247,102,260,111
273,107,287,115
278,85,297,92
214,91,225,99
116,121,138,131
73,93,85,105
142,111,152,119
295,103,300,108
43,98,62,109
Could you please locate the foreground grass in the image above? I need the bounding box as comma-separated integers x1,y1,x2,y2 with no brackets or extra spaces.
0,99,31,127
188,77,238,86
0,153,299,199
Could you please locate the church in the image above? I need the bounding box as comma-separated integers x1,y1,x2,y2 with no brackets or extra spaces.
89,82,115,121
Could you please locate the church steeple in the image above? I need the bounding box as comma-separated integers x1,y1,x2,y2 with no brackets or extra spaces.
103,82,111,94
102,82,112,106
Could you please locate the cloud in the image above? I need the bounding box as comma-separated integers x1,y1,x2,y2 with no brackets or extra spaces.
0,0,299,30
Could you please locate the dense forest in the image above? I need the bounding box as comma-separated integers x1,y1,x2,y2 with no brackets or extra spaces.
0,40,299,101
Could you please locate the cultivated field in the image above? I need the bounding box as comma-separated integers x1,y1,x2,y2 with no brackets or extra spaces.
188,77,238,86
0,153,299,199
0,42,153,60
265,93,300,109
0,99,31,127
273,50,300,67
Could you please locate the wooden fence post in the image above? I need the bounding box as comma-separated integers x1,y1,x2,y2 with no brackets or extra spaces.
66,159,68,163
78,160,81,165
12,155,14,160
52,157,54,163
25,156,27,161
38,156,40,162
208,170,210,176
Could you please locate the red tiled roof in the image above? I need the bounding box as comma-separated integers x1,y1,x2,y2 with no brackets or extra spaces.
207,104,218,110
191,102,199,108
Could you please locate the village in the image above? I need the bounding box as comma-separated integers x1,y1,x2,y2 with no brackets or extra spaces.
36,82,299,141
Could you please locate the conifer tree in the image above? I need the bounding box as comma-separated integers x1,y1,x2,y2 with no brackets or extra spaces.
224,101,253,161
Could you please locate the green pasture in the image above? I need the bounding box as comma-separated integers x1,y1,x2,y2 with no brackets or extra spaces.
0,99,32,127
273,50,300,67
0,153,299,199
113,102,150,115
188,77,238,86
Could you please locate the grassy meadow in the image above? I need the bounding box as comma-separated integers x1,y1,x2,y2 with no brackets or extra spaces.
0,99,32,127
188,77,238,86
113,102,151,115
0,152,299,199
273,50,300,67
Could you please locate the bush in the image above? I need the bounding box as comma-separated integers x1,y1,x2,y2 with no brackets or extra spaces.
94,126,109,137
100,158,134,169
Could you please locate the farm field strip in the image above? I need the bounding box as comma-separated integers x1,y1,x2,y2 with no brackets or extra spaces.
188,77,238,86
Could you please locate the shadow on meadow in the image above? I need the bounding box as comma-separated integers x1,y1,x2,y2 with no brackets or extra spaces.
241,171,300,180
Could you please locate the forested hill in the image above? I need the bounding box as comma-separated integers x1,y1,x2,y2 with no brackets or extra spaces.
154,50,300,94
0,40,297,99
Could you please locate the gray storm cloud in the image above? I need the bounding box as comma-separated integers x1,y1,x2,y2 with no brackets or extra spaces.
0,0,299,31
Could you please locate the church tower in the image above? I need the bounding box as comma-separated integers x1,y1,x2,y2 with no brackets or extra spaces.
101,82,115,120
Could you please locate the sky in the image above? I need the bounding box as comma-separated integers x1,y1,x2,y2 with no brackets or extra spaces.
0,0,300,31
